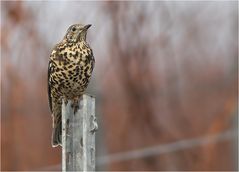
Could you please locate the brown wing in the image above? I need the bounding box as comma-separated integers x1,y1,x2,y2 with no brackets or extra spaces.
48,47,58,113
48,59,53,113
48,43,62,113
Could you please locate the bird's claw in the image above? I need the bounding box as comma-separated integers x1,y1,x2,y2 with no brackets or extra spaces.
71,98,79,114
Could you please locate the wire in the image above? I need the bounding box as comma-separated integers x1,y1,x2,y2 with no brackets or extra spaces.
96,129,237,166
37,129,237,170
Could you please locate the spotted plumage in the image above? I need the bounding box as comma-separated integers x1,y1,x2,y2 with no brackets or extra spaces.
48,24,95,147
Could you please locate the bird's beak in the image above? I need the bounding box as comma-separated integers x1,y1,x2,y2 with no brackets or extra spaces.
83,24,92,30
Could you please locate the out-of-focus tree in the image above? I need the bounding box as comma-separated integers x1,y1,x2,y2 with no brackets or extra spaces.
100,1,237,171
1,1,237,171
1,2,61,170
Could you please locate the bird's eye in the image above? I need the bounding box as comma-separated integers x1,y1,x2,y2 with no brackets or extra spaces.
71,27,76,32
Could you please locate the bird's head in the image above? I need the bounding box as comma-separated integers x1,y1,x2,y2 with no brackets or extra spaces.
64,24,91,43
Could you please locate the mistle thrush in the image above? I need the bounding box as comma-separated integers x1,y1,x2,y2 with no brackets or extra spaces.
48,24,95,147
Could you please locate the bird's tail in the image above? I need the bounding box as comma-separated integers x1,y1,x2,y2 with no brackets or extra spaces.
52,118,62,147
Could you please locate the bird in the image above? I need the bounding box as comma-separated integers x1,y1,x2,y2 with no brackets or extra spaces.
47,24,95,147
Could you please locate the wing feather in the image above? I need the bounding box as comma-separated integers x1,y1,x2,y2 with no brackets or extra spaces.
48,44,61,113
48,60,53,113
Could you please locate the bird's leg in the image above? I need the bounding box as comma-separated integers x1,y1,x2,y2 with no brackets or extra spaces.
64,99,68,105
84,93,94,98
71,97,80,114
62,96,68,105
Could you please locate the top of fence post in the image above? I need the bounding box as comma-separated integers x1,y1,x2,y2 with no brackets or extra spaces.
62,94,97,172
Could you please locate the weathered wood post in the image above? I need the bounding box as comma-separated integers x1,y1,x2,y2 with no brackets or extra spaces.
62,94,97,171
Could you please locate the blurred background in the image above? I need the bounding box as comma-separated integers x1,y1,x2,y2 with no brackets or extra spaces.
1,1,238,171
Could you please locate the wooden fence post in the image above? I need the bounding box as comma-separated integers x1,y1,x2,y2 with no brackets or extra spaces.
62,94,97,171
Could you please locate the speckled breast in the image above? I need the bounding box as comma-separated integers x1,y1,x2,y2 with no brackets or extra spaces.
53,42,94,99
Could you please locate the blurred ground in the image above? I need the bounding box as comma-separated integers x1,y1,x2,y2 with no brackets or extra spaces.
1,1,238,171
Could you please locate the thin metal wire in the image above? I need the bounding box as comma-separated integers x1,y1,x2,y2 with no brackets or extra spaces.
37,129,237,170
96,129,237,166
